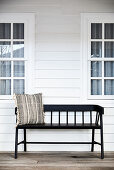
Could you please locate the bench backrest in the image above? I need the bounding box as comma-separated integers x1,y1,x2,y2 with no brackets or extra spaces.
43,105,104,126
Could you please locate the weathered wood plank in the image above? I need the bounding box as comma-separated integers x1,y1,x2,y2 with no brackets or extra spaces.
0,152,114,170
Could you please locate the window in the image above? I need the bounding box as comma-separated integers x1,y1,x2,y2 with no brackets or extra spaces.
0,23,25,96
0,14,35,99
81,13,114,100
90,23,114,97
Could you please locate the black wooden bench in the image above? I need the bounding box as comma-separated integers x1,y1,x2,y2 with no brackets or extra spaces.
15,104,104,159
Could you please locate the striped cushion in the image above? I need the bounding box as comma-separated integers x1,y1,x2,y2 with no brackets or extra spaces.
14,94,44,125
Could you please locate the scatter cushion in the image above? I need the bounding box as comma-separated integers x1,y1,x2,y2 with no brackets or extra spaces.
14,94,44,125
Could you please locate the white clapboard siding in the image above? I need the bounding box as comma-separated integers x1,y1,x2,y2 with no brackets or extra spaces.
38,33,80,43
0,109,15,116
37,52,80,61
35,79,80,88
38,15,80,25
38,24,80,34
0,0,113,151
35,70,80,78
35,61,80,70
38,42,80,52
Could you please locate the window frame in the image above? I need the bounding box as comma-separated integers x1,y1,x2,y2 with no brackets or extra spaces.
0,13,35,99
81,13,114,102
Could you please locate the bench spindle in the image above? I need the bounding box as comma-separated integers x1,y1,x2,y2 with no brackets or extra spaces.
82,111,84,125
66,111,68,125
74,111,76,125
59,111,60,125
90,111,92,125
95,112,99,125
51,111,53,125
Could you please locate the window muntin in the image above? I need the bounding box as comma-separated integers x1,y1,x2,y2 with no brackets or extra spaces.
90,23,114,96
0,23,25,96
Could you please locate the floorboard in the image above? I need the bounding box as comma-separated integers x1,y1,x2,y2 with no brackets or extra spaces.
0,152,114,170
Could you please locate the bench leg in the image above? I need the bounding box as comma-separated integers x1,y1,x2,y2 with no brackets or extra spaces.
24,129,26,152
91,129,95,152
100,126,104,159
15,127,18,159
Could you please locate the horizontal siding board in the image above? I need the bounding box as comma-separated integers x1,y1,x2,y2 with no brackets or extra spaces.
61,0,114,15
0,124,15,134
38,42,80,52
36,52,80,61
0,116,15,124
35,70,80,78
0,108,15,115
35,61,80,70
0,0,60,6
35,79,80,88
38,15,80,25
0,6,62,15
38,24,80,34
38,33,80,43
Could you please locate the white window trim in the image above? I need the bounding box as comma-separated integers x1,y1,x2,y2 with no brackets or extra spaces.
0,13,35,99
81,13,114,104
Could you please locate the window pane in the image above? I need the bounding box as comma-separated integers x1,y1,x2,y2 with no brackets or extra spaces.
91,42,102,58
104,42,114,58
0,42,11,58
91,80,102,95
0,23,11,39
91,23,102,39
104,61,114,77
0,61,11,77
14,79,24,94
105,23,114,39
0,80,11,95
104,80,114,95
13,61,25,77
91,61,102,77
13,41,24,58
13,23,24,39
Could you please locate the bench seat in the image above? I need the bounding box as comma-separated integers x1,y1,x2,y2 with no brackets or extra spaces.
17,123,101,129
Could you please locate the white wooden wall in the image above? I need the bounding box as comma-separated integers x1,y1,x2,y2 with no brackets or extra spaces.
0,0,114,151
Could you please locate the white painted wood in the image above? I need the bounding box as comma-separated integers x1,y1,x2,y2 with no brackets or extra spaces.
0,0,113,152
38,33,80,43
36,52,80,61
35,79,80,88
35,61,80,70
38,42,80,52
35,70,80,79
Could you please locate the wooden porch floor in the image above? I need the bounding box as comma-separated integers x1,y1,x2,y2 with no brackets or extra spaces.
0,152,114,170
